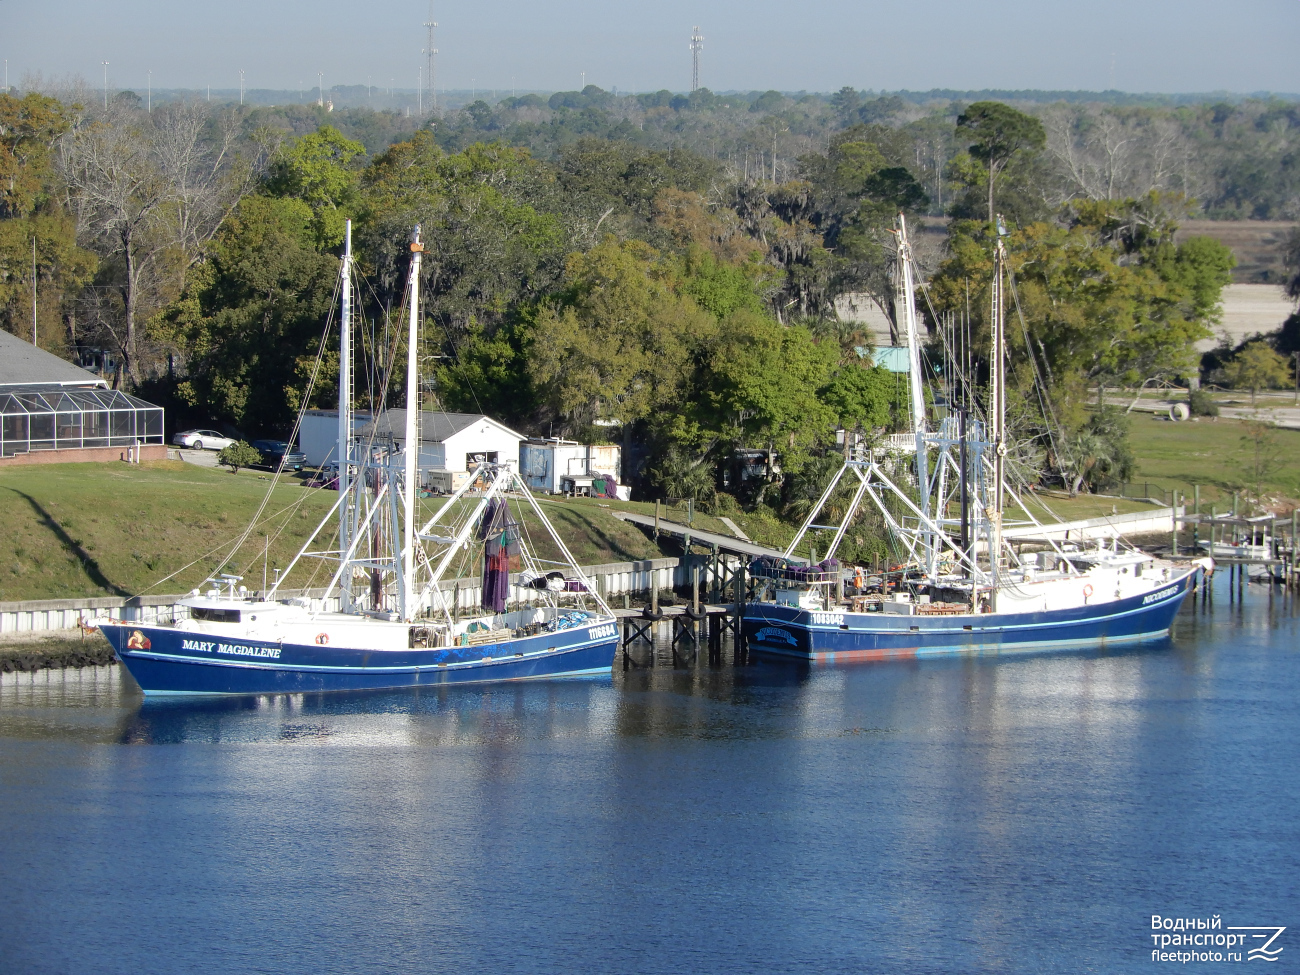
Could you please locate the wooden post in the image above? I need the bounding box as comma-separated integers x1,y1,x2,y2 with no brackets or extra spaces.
692,566,700,615
1292,509,1298,589
654,499,661,539
1193,484,1200,517
735,559,747,664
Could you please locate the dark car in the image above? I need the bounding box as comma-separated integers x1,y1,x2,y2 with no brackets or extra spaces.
251,439,307,472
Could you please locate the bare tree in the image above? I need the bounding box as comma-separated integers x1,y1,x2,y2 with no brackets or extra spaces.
1044,105,1201,204
59,102,260,385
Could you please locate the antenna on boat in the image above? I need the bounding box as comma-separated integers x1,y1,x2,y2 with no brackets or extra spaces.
402,225,424,620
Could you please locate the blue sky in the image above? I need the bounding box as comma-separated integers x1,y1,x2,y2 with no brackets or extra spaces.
5,0,1299,95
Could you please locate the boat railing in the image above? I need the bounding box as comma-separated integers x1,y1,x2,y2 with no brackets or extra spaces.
749,558,839,586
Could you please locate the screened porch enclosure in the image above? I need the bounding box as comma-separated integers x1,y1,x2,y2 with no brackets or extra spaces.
0,385,164,457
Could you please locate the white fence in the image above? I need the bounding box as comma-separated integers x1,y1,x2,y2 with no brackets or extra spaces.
0,557,685,638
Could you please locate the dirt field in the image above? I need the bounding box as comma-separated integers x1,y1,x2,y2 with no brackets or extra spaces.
1174,219,1296,284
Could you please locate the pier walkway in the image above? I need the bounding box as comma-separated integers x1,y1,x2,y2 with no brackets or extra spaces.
611,511,798,561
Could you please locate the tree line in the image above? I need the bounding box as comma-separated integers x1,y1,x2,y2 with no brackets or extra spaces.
2,86,1297,531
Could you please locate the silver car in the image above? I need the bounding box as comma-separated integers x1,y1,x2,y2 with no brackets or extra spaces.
173,428,236,451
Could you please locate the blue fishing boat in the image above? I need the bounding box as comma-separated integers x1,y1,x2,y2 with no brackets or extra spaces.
98,223,618,694
742,215,1207,662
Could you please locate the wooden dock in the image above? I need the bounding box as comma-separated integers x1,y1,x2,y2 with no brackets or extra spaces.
612,601,746,668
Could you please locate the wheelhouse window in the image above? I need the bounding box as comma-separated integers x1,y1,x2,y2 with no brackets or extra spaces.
191,607,241,623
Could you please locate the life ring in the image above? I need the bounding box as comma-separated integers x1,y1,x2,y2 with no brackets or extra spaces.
1082,584,1094,599
315,633,329,645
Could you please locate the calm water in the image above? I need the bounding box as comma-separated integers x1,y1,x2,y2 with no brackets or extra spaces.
1,577,1297,974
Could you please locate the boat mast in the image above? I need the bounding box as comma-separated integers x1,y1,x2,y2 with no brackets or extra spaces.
402,226,424,620
896,214,932,570
989,217,1008,593
338,219,353,612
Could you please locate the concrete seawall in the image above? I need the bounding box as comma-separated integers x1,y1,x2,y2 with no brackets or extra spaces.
1003,506,1183,542
0,557,687,638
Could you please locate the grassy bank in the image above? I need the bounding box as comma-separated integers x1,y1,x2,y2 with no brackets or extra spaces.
1127,414,1300,506
1,423,1257,606
0,462,664,603
0,461,337,603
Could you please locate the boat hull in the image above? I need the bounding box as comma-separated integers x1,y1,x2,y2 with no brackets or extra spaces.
98,620,619,696
743,569,1197,662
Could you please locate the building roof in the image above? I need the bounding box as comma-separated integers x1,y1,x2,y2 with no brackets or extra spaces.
358,410,525,445
871,346,913,373
0,330,107,388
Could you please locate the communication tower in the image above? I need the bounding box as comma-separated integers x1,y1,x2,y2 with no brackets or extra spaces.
425,3,439,112
690,26,703,92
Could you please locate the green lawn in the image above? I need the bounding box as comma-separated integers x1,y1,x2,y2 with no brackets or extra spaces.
0,462,661,603
0,461,338,602
1010,492,1154,522
1126,414,1300,506
7,420,1286,605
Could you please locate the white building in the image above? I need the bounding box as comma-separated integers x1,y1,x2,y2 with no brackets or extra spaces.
358,410,527,491
298,409,375,467
519,438,623,495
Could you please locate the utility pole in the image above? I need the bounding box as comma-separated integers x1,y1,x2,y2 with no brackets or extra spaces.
425,2,438,112
690,26,703,92
101,62,109,110
31,236,37,346
239,68,245,105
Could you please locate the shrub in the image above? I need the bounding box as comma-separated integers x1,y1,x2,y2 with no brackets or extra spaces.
1187,388,1219,416
217,441,262,474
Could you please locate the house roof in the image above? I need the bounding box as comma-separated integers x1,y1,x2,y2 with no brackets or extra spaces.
358,410,525,445
0,330,107,388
